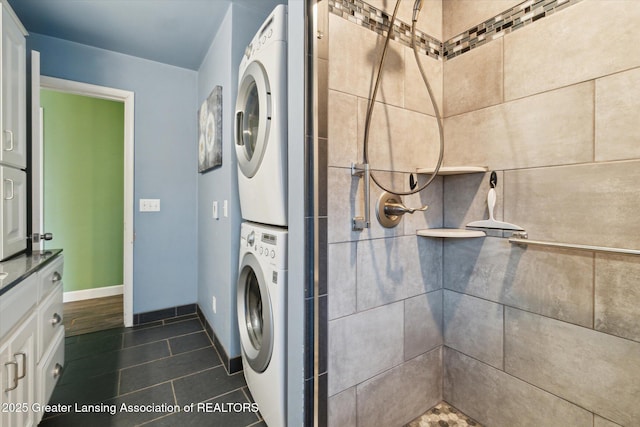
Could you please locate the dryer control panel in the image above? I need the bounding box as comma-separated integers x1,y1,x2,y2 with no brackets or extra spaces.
242,4,287,62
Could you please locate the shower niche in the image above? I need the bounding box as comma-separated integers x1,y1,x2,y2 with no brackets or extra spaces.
415,166,493,239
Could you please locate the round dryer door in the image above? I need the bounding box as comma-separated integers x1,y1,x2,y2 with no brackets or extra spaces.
237,252,274,373
235,61,272,178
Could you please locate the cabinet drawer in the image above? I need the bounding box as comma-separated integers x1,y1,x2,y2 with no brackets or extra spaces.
36,329,64,414
37,285,63,362
0,273,37,338
37,255,63,302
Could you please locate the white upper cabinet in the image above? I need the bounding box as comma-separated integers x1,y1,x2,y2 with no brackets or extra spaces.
1,166,26,259
1,4,27,169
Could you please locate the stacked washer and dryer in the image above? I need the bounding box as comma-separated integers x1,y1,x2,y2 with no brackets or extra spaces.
234,5,288,427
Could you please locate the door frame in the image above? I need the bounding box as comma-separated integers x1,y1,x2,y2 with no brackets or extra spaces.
39,76,135,327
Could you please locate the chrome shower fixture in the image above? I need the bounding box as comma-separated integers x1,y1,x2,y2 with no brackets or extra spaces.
413,0,424,22
377,192,428,228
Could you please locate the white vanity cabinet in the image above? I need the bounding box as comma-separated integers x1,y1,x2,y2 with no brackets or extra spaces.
0,313,36,427
0,2,27,170
0,253,64,427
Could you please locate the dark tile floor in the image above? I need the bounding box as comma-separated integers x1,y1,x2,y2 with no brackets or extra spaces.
39,314,265,427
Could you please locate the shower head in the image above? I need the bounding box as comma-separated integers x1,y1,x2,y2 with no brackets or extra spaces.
412,0,424,22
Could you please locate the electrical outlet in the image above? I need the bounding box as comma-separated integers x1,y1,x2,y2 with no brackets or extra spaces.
139,199,161,212
212,296,217,313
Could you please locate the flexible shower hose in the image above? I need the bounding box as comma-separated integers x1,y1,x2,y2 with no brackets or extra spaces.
363,0,444,196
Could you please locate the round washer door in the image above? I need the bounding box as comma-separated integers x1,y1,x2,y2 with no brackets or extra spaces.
235,61,272,179
237,252,273,373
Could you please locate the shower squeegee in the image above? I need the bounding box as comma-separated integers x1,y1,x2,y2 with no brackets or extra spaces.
466,172,525,231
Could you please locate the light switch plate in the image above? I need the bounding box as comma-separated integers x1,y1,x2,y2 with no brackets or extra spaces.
140,199,160,212
213,201,219,219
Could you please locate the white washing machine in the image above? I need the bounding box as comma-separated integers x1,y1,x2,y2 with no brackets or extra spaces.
235,5,288,227
237,222,287,427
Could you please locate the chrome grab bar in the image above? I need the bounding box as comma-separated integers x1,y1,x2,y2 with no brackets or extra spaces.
509,232,640,256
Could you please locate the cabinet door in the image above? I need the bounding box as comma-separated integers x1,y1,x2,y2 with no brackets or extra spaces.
1,313,36,427
0,338,10,427
1,8,26,169
1,167,26,259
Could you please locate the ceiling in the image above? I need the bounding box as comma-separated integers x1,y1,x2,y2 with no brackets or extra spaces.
9,0,278,70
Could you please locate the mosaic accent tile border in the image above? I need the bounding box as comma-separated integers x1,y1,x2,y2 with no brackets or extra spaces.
328,0,583,61
405,402,483,427
445,0,583,60
328,0,442,60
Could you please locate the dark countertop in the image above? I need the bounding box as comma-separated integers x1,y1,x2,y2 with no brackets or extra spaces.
0,249,63,297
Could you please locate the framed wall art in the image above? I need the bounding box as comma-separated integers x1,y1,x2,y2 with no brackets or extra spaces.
198,85,223,173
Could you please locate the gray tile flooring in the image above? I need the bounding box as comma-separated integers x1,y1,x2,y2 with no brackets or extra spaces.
39,315,265,427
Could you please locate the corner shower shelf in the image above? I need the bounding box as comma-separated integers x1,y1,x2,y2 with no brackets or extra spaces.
416,166,488,175
417,228,486,238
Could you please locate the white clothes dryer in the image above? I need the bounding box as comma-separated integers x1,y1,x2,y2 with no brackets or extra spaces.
235,5,288,227
237,222,287,427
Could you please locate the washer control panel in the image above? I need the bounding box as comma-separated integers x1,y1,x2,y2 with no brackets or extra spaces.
241,223,288,269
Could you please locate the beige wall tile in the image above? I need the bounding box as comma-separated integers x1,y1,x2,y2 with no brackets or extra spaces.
327,166,362,243
444,348,593,427
357,235,442,311
328,242,357,320
596,67,640,161
402,173,444,234
504,1,640,100
328,302,404,396
405,290,443,360
444,82,594,170
357,348,442,427
594,416,622,427
444,171,503,229
444,237,594,327
358,99,441,173
595,254,640,342
444,39,503,117
443,0,522,41
329,14,404,108
317,0,329,60
328,89,358,168
444,291,503,369
404,46,443,116
505,308,640,426
366,0,443,41
328,387,356,427
504,161,640,249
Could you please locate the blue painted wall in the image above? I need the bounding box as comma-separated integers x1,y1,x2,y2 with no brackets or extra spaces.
196,1,283,358
28,34,199,313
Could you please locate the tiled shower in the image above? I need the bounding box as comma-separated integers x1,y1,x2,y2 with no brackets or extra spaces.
317,0,640,426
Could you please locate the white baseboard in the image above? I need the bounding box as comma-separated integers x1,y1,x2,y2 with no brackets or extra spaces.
63,284,124,303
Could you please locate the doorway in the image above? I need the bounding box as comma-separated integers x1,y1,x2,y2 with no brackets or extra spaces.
38,76,135,328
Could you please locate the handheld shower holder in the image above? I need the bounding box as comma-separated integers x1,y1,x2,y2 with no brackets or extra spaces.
352,162,371,230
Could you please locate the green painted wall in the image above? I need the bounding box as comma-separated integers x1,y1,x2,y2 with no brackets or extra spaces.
41,90,124,292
